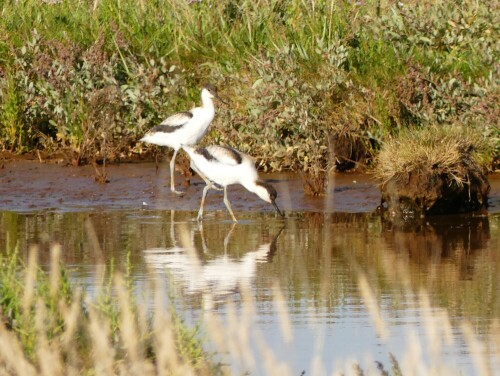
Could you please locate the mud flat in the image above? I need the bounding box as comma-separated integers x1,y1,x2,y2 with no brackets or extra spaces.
0,159,498,215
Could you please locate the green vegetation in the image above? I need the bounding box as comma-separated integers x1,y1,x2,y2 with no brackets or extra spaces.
0,246,219,375
0,0,498,174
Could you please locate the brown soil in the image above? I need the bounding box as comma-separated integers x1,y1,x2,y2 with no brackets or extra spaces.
379,167,491,218
0,157,381,214
1,153,498,216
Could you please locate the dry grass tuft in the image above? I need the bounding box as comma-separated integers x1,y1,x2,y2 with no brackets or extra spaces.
373,125,491,215
374,125,488,186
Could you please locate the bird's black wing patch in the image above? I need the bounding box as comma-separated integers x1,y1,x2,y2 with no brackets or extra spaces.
219,146,243,165
152,124,183,133
150,111,193,133
194,146,243,166
194,147,217,162
204,146,243,165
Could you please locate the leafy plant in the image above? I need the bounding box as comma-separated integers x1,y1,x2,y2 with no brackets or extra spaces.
0,0,497,174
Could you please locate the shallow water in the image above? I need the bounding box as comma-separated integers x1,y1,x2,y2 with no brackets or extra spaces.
1,161,499,375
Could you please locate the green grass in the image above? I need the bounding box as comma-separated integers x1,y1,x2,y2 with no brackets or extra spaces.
0,70,26,151
0,0,498,173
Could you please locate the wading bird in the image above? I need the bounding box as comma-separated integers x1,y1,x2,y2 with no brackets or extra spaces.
182,145,284,222
140,84,226,194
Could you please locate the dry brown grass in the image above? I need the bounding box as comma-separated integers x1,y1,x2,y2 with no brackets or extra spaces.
0,246,218,376
374,125,488,186
1,239,499,375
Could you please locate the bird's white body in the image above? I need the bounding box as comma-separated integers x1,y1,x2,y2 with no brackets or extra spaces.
182,145,283,222
140,93,216,149
140,84,224,193
185,145,258,189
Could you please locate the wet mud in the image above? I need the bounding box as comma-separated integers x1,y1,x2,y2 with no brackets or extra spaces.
379,168,491,217
0,159,380,214
0,159,498,215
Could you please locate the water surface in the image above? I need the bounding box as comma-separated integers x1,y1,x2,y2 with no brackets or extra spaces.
0,161,499,375
1,209,498,375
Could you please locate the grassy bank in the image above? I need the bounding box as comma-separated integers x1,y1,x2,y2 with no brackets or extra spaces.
0,0,498,173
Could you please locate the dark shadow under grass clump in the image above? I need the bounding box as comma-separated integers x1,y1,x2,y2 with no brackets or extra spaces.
374,126,491,219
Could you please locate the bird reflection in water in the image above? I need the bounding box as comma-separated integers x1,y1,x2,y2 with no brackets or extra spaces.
143,213,284,308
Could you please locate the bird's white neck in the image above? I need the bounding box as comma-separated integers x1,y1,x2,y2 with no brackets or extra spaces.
243,180,257,194
201,89,215,110
244,181,272,203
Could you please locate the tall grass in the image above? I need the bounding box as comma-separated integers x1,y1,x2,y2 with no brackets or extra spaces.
0,0,498,172
1,237,498,375
0,245,219,375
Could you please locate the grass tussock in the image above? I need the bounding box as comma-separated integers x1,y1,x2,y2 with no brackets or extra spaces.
374,125,491,215
374,125,489,186
0,0,497,175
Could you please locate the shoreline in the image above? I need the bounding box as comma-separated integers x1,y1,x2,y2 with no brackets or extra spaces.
1,157,499,215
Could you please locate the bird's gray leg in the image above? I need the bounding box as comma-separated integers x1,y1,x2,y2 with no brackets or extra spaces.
223,186,238,223
190,162,223,222
198,221,208,253
223,223,237,254
170,149,184,195
198,183,212,221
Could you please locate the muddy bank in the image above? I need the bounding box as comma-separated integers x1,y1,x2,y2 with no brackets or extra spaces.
1,159,499,215
0,159,384,214
379,169,491,217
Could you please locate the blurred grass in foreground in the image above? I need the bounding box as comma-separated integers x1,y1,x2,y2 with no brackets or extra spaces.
0,244,220,375
0,237,498,375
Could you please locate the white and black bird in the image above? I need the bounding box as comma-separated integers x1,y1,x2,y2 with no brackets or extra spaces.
182,145,284,222
140,84,226,194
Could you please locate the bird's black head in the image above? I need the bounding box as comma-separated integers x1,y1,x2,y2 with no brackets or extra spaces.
203,83,218,94
255,181,284,217
202,83,228,104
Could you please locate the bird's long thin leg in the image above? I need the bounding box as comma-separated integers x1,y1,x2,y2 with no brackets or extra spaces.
169,149,184,195
198,221,208,253
223,223,237,254
170,210,175,244
223,187,238,223
198,184,212,221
